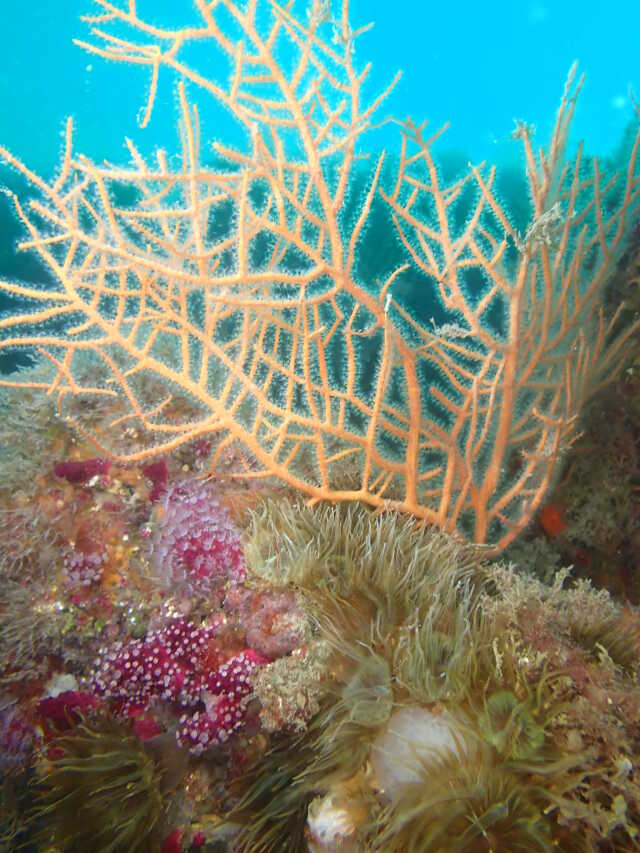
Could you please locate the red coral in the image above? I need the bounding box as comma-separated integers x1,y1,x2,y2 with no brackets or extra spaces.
143,458,169,501
92,619,266,753
54,458,111,484
177,650,266,755
539,501,567,537
92,617,216,714
132,713,164,741
161,829,182,853
37,690,99,738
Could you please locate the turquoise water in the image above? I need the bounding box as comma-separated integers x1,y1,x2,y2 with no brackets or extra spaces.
1,0,639,175
1,0,638,372
0,0,638,353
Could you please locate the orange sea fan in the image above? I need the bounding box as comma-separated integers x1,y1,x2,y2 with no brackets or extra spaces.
1,1,639,553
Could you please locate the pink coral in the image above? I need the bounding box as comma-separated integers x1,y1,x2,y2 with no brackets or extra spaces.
151,480,245,598
224,586,305,659
91,618,266,753
176,650,265,755
92,617,218,714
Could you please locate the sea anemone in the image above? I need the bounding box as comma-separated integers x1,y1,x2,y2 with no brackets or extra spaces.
208,499,640,850
224,732,316,853
33,714,165,852
370,758,576,852
569,611,640,672
478,689,545,761
226,502,488,847
245,499,486,651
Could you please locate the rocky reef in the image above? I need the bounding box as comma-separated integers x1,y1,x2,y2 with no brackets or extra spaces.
0,371,639,852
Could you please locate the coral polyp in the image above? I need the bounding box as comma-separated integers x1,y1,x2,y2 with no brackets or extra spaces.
150,479,246,599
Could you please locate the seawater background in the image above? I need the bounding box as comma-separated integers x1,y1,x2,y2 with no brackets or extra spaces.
0,0,639,370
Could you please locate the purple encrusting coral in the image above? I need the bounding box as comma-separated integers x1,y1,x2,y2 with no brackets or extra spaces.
151,480,246,597
91,618,266,753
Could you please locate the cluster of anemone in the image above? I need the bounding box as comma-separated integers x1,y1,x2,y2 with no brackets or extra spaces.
225,500,640,852
1,379,639,851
